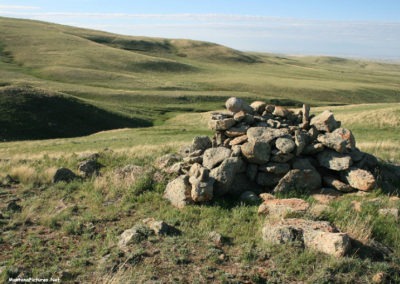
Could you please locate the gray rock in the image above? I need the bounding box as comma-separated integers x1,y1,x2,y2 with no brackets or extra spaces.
210,157,246,196
229,135,248,146
209,231,224,245
340,167,376,191
317,150,353,171
308,126,319,141
164,175,192,208
233,110,246,122
317,133,347,153
225,97,253,114
275,137,295,154
258,162,291,175
273,169,321,193
183,156,203,164
78,160,103,177
225,124,249,137
203,147,232,169
246,163,258,181
241,140,271,165
189,174,215,202
53,168,78,183
302,104,310,124
322,176,353,192
310,110,340,133
332,128,356,150
191,136,212,152
142,218,178,236
209,117,236,131
247,127,290,143
273,106,290,118
250,101,267,114
271,152,295,163
118,225,153,250
295,130,308,156
258,198,310,217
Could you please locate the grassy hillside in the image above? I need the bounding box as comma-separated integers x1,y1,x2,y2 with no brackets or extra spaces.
1,16,400,140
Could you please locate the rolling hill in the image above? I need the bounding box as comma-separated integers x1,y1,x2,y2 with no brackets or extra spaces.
0,16,400,140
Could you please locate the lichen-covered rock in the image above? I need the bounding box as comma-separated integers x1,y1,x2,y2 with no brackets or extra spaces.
188,164,215,202
203,147,232,169
274,169,321,193
241,140,271,164
275,137,295,154
191,136,212,152
225,97,253,114
210,157,246,196
294,130,309,156
258,198,310,217
317,150,353,171
164,175,192,208
118,225,153,250
247,127,290,143
209,117,236,131
310,110,340,133
341,167,376,191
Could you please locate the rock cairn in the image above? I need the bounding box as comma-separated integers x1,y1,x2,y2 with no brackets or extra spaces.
162,97,379,208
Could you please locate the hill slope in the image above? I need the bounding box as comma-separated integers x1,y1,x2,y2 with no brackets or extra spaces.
0,16,400,140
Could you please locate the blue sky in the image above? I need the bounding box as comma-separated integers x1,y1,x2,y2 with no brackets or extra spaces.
1,1,399,60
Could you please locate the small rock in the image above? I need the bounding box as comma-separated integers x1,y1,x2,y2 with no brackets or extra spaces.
305,230,351,258
118,224,153,250
225,125,249,137
302,104,310,125
191,136,212,152
142,218,179,235
317,133,347,153
231,145,242,157
310,110,340,133
78,160,103,177
250,101,267,114
247,127,290,143
259,193,275,201
322,176,353,192
53,168,78,183
378,208,398,220
341,167,376,191
209,117,236,131
233,111,246,122
258,198,310,217
155,154,182,170
317,150,353,171
295,130,308,156
229,135,248,146
225,97,253,114
209,231,224,245
273,106,290,118
372,272,387,283
275,137,295,154
203,147,232,169
210,157,246,196
164,175,192,208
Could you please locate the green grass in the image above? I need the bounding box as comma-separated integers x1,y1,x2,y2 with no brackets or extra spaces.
1,16,400,140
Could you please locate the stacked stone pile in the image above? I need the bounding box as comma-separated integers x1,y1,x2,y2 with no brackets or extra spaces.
162,97,379,208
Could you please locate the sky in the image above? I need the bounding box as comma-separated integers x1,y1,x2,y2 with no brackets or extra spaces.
1,0,399,60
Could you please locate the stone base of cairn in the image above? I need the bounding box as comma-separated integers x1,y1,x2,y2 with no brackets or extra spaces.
160,97,379,208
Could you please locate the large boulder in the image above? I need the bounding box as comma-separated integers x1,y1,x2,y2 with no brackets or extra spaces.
203,147,232,169
310,110,340,133
273,169,321,193
317,150,353,171
164,175,192,208
340,167,376,191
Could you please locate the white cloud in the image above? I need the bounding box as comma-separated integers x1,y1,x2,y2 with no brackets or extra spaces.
0,5,39,10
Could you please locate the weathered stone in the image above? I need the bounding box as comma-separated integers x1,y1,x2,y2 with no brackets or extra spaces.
233,111,246,122
166,162,185,174
259,193,275,201
262,218,351,257
191,136,212,152
273,106,290,118
256,172,283,188
258,162,290,175
271,152,295,163
225,125,249,137
210,157,245,196
183,156,203,164
332,128,356,150
308,126,319,141
302,104,310,124
239,191,260,204
251,101,267,114
322,176,353,192
258,198,310,217
209,231,224,245
225,97,253,114
295,130,308,155
142,218,178,236
241,140,271,164
189,176,215,202
273,169,321,193
302,143,325,155
378,208,398,221
203,147,232,169
341,167,376,191
247,127,290,143
310,110,340,133
78,160,103,177
317,133,347,153
275,137,295,154
317,150,353,171
229,135,247,146
118,225,153,250
265,104,275,113
188,149,203,157
164,175,192,208
209,117,236,131
53,168,78,183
